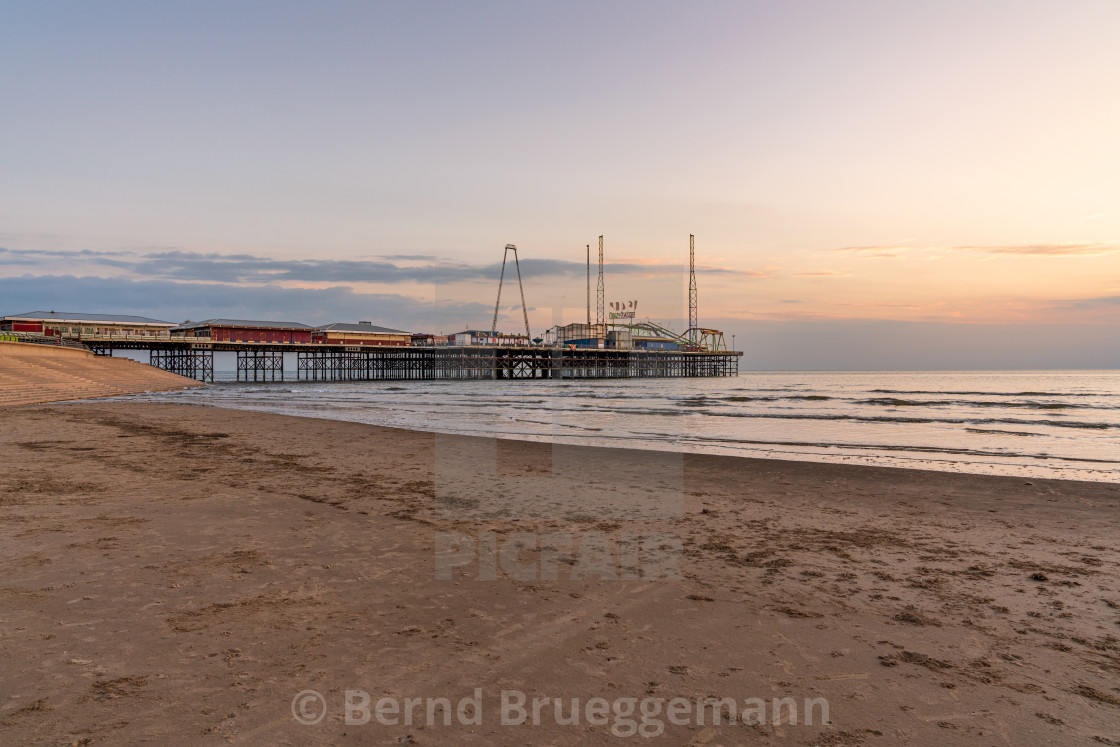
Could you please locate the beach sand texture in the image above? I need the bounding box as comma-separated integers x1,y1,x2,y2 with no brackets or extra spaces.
2,402,1119,744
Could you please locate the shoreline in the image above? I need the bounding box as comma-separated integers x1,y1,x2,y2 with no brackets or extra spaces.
125,389,1120,485
2,401,1119,743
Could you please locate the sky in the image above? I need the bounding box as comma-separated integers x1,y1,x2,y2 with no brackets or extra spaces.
2,0,1118,368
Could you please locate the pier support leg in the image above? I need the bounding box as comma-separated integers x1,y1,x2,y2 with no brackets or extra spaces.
151,349,214,382
236,350,284,382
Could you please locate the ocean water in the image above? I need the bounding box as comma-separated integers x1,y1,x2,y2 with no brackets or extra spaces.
133,371,1120,483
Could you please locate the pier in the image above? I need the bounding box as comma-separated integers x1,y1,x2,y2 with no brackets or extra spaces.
86,341,739,383
4,237,744,385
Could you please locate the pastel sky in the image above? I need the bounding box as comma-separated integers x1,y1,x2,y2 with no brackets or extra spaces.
2,1,1118,368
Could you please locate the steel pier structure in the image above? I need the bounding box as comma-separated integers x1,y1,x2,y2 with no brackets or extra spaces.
149,348,215,381
298,346,739,381
84,341,740,383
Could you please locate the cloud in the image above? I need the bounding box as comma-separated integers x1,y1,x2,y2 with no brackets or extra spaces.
953,242,1119,256
0,274,491,330
836,242,1118,257
1048,294,1120,311
790,270,851,278
374,253,443,262
834,245,913,256
0,247,751,285
0,246,131,259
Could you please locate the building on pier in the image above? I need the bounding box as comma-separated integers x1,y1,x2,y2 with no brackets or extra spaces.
171,319,314,344
313,321,410,346
632,335,684,351
0,311,175,340
545,322,608,350
448,330,531,346
411,333,450,347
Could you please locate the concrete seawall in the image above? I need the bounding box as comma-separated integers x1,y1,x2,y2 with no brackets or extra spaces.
0,341,202,406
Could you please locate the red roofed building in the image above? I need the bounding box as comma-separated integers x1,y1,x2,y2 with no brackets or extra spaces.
171,319,313,344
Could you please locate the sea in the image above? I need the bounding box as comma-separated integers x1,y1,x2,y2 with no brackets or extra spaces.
132,370,1120,483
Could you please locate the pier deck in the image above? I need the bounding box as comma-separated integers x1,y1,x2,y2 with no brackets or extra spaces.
84,341,740,383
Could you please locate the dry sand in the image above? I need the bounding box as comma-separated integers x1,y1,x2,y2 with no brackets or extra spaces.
1,402,1119,744
0,341,200,406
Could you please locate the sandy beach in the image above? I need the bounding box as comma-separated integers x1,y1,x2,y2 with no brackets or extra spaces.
2,401,1119,744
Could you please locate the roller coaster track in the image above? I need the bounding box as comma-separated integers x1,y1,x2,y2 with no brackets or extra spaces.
619,320,727,352
624,320,689,342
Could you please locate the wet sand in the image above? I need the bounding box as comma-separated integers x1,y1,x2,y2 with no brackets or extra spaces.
2,402,1119,744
